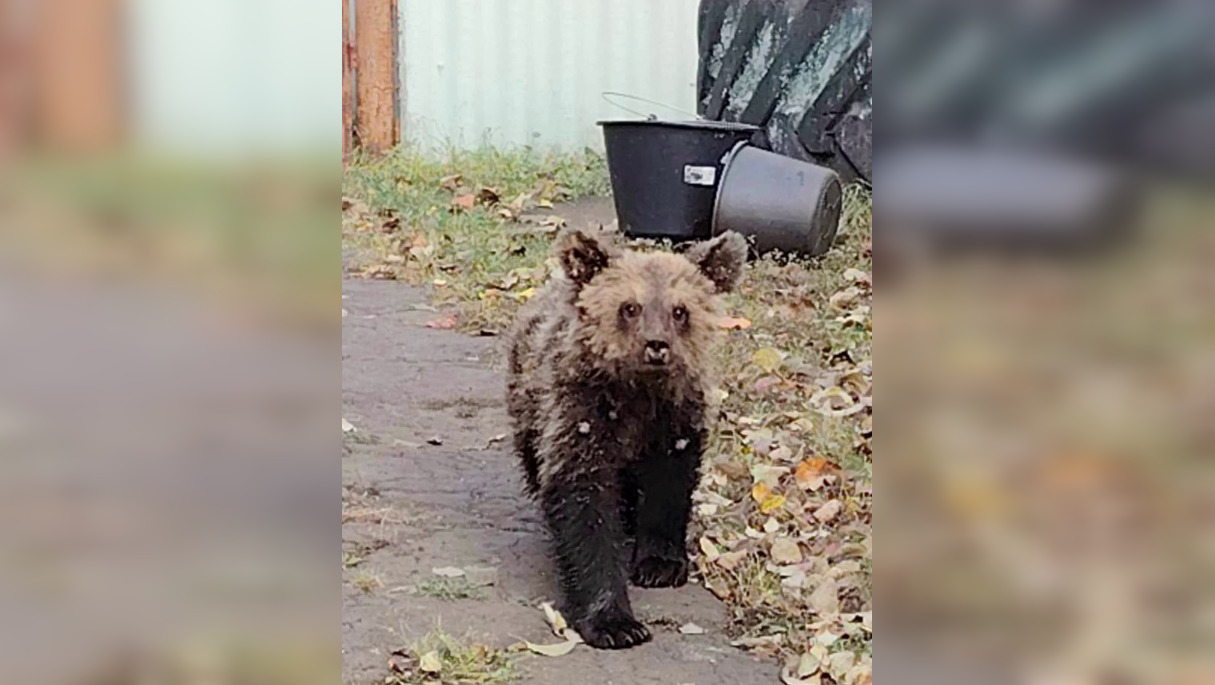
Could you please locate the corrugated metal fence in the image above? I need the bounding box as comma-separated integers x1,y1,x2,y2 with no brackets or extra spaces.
399,0,701,151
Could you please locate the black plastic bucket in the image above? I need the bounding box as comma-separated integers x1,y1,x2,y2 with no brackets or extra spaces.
599,120,760,241
713,143,843,257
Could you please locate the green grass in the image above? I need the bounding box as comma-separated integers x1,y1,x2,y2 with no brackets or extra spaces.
414,576,488,601
342,145,611,331
387,629,518,685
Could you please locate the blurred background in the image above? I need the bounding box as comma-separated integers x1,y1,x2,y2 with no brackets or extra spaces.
0,1,337,684
4,0,1214,683
876,1,1215,684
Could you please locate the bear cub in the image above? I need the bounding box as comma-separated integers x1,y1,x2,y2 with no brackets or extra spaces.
506,228,747,649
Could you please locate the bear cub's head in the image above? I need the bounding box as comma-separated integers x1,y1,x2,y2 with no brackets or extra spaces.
555,228,747,376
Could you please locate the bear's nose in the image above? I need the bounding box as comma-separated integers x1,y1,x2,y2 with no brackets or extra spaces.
644,340,670,365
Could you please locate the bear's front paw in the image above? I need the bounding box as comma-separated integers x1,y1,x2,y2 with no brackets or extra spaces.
631,555,689,588
574,610,652,649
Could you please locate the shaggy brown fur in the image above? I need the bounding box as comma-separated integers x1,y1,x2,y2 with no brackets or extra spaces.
506,228,747,649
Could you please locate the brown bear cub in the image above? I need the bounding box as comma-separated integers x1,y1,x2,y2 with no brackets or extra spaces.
506,228,747,649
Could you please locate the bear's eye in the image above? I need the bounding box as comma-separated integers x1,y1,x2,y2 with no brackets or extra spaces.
672,305,688,323
620,302,641,318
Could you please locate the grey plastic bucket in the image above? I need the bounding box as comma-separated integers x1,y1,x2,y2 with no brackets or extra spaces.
712,143,843,257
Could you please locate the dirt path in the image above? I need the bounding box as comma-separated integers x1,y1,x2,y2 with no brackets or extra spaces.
341,274,777,684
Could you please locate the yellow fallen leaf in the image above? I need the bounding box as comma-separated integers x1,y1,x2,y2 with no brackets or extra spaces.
419,650,442,673
759,494,786,514
514,287,537,302
524,639,579,657
541,601,568,635
751,482,771,503
752,347,783,373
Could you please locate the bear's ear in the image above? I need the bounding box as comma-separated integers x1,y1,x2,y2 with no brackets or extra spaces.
686,231,747,293
554,228,615,286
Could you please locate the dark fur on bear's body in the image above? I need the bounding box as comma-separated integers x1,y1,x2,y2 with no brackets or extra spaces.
506,228,747,649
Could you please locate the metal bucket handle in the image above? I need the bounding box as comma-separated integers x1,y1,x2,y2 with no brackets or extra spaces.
601,91,701,121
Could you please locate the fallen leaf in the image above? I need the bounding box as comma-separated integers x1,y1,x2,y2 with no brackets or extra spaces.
715,550,747,570
476,186,501,205
432,278,448,287
427,436,444,446
486,433,507,447
754,376,782,393
432,566,465,577
751,464,790,488
426,315,458,330
759,494,786,514
771,537,803,564
809,578,840,615
753,347,784,373
386,649,413,674
843,268,872,288
717,316,753,330
781,667,821,685
795,458,834,490
679,622,706,635
419,650,442,673
763,517,781,534
780,566,807,589
798,651,822,677
829,651,857,679
439,173,463,191
813,500,843,523
705,577,731,599
342,418,355,433
450,193,476,212
541,601,568,635
699,536,721,561
751,482,772,503
362,264,397,280
829,287,863,311
846,661,873,685
769,445,795,462
525,639,578,657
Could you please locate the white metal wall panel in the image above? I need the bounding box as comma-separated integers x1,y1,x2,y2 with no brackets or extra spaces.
128,0,338,156
401,0,702,151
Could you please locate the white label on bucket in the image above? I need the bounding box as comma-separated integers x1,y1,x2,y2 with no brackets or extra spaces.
683,165,717,186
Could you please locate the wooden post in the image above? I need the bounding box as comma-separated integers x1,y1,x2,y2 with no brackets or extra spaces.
343,0,356,163
354,0,399,156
